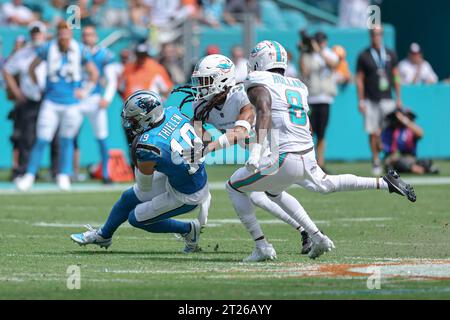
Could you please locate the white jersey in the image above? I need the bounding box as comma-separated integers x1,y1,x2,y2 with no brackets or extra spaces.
192,83,250,131
244,71,314,153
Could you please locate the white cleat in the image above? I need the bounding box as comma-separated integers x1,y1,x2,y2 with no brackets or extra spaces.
243,243,277,262
15,173,35,191
70,224,112,249
182,219,201,253
57,174,71,191
308,234,335,259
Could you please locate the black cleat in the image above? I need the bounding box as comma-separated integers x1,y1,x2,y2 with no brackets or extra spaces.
383,169,416,202
301,230,312,254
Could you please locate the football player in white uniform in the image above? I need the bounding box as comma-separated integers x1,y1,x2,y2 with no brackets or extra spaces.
224,40,416,261
180,54,313,254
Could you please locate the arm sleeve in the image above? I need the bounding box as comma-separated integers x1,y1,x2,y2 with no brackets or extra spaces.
102,63,118,103
3,51,20,75
356,53,365,73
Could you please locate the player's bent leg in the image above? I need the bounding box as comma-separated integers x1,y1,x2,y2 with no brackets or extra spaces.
129,190,201,252
226,180,276,262
249,192,301,230
70,187,141,248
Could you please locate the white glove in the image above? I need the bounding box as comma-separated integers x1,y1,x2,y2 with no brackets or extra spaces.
245,143,263,173
181,140,206,164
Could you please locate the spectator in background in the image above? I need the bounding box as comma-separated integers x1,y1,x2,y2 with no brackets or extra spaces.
110,48,131,80
159,42,185,84
398,43,438,85
206,44,220,55
40,0,66,27
333,45,352,84
223,0,260,25
338,0,370,28
382,109,438,175
300,31,339,170
285,51,299,78
0,0,36,26
119,42,173,101
14,21,99,191
231,45,247,82
3,22,49,180
356,25,402,175
198,0,224,28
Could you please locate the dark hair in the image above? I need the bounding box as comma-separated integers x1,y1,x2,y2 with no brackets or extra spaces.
268,68,285,76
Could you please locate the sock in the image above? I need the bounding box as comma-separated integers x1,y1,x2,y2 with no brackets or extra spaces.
59,137,75,175
268,191,320,236
250,192,301,230
326,174,389,192
226,182,264,241
27,138,49,175
98,138,110,179
100,187,141,238
128,211,191,234
255,237,269,248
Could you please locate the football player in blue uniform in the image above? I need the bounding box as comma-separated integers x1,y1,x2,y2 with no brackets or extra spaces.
70,90,211,252
78,26,117,183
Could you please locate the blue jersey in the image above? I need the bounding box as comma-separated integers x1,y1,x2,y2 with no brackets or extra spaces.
135,106,207,195
85,46,115,95
37,39,93,105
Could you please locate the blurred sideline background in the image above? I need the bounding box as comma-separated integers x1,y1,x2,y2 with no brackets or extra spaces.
0,0,449,171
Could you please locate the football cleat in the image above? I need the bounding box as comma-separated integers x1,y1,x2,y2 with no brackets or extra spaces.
383,169,416,202
15,173,35,191
70,224,112,249
57,174,71,191
243,243,277,262
182,219,201,253
300,230,312,254
308,234,335,259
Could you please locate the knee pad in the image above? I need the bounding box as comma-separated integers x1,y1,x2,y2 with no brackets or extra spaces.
249,192,265,206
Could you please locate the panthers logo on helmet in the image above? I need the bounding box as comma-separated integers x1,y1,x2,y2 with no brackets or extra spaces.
136,96,160,112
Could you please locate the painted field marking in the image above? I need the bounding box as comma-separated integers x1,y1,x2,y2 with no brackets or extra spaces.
1,176,450,195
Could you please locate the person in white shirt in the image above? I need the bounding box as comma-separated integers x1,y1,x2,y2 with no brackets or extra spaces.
3,21,49,179
398,43,438,85
231,45,248,83
1,0,35,26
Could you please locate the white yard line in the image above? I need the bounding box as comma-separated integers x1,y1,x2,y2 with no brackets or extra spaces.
0,176,450,195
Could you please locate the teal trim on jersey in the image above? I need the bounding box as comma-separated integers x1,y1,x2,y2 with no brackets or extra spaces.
270,41,282,62
231,153,288,190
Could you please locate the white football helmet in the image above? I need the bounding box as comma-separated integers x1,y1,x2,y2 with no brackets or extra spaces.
191,54,236,101
121,90,164,138
248,40,288,73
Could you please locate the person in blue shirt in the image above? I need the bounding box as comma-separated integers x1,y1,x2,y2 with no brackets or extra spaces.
77,26,117,184
15,21,98,191
70,90,210,253
382,109,438,174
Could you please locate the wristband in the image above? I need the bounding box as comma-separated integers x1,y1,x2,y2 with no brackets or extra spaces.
217,134,231,148
234,120,252,133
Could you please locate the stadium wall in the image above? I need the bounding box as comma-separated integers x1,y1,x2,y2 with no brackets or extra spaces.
1,26,449,169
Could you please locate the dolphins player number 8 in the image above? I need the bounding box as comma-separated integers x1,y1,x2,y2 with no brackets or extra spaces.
285,89,307,126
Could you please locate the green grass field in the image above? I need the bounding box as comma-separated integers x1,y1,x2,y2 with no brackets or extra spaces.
1,162,449,299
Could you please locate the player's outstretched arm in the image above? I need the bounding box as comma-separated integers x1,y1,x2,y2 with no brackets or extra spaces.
203,104,255,155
